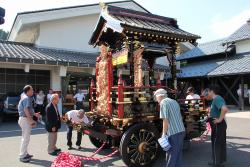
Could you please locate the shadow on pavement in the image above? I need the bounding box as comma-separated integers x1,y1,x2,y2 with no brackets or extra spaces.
72,149,124,167
29,158,52,167
0,123,67,138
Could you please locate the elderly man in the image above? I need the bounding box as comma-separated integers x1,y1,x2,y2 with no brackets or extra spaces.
203,85,228,167
45,94,61,156
65,109,90,150
18,85,41,163
154,88,185,167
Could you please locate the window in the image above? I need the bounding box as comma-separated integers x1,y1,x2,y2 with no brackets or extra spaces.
0,68,50,96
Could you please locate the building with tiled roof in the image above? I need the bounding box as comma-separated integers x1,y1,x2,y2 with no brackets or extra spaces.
177,18,250,109
1,1,172,98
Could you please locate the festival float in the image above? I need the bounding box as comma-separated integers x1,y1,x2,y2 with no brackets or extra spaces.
67,4,208,167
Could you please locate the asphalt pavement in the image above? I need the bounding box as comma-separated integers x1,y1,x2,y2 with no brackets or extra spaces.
0,111,249,167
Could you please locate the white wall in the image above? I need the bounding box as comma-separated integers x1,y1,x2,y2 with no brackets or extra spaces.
36,14,99,52
236,39,250,54
50,67,62,91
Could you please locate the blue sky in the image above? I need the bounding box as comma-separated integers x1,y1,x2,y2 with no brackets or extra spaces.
1,0,250,43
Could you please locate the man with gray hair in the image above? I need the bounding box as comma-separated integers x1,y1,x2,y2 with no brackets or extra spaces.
65,109,90,150
45,94,61,156
18,85,41,163
154,88,185,167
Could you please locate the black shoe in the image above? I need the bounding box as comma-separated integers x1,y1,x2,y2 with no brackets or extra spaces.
49,151,58,156
77,146,83,150
55,148,61,152
19,156,30,163
26,154,33,158
68,146,73,150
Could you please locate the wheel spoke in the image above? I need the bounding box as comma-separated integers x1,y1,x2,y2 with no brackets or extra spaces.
140,153,145,165
143,152,152,163
145,131,151,141
142,130,146,141
134,151,140,163
127,148,137,154
139,130,143,141
131,134,140,144
146,135,154,142
131,151,139,161
128,144,137,149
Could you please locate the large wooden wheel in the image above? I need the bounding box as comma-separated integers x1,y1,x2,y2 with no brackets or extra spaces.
119,123,160,167
88,125,112,149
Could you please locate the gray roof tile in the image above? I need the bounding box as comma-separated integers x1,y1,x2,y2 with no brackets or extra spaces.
208,52,250,76
178,59,225,78
0,40,166,71
176,38,228,61
223,19,250,44
0,41,98,67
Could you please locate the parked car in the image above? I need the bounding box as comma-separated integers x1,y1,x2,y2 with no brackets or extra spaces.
0,94,20,122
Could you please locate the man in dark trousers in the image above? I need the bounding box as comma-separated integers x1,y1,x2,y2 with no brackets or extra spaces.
65,109,90,150
154,88,185,167
204,85,228,167
45,94,61,156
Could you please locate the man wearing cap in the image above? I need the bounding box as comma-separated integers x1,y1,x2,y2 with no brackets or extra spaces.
154,88,185,167
203,85,228,167
65,109,90,150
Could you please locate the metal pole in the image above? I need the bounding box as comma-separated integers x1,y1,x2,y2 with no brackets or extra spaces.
241,75,244,111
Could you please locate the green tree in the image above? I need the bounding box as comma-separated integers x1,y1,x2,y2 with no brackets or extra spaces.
0,29,9,40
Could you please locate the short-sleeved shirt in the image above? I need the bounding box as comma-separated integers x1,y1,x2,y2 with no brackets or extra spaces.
74,93,85,102
18,94,34,117
160,98,185,136
36,94,45,105
67,110,89,124
47,94,52,103
186,94,200,104
210,95,226,118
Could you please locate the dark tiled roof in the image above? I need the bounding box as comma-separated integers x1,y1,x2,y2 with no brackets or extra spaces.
90,5,200,45
0,40,166,71
176,39,229,61
109,6,199,39
0,41,98,67
208,52,250,76
178,59,225,78
223,19,250,44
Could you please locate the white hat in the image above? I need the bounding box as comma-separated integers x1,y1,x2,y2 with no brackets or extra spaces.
154,88,167,98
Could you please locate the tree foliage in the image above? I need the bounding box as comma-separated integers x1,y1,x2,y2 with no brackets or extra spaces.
0,29,8,40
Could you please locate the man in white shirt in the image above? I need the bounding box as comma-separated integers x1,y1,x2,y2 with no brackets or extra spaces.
74,89,85,110
186,87,200,104
36,90,45,118
47,89,53,104
237,87,242,110
65,109,89,150
247,89,250,104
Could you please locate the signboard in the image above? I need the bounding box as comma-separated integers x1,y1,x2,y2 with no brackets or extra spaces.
112,49,128,66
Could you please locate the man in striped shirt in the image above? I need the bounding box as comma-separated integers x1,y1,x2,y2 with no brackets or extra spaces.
154,88,185,167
